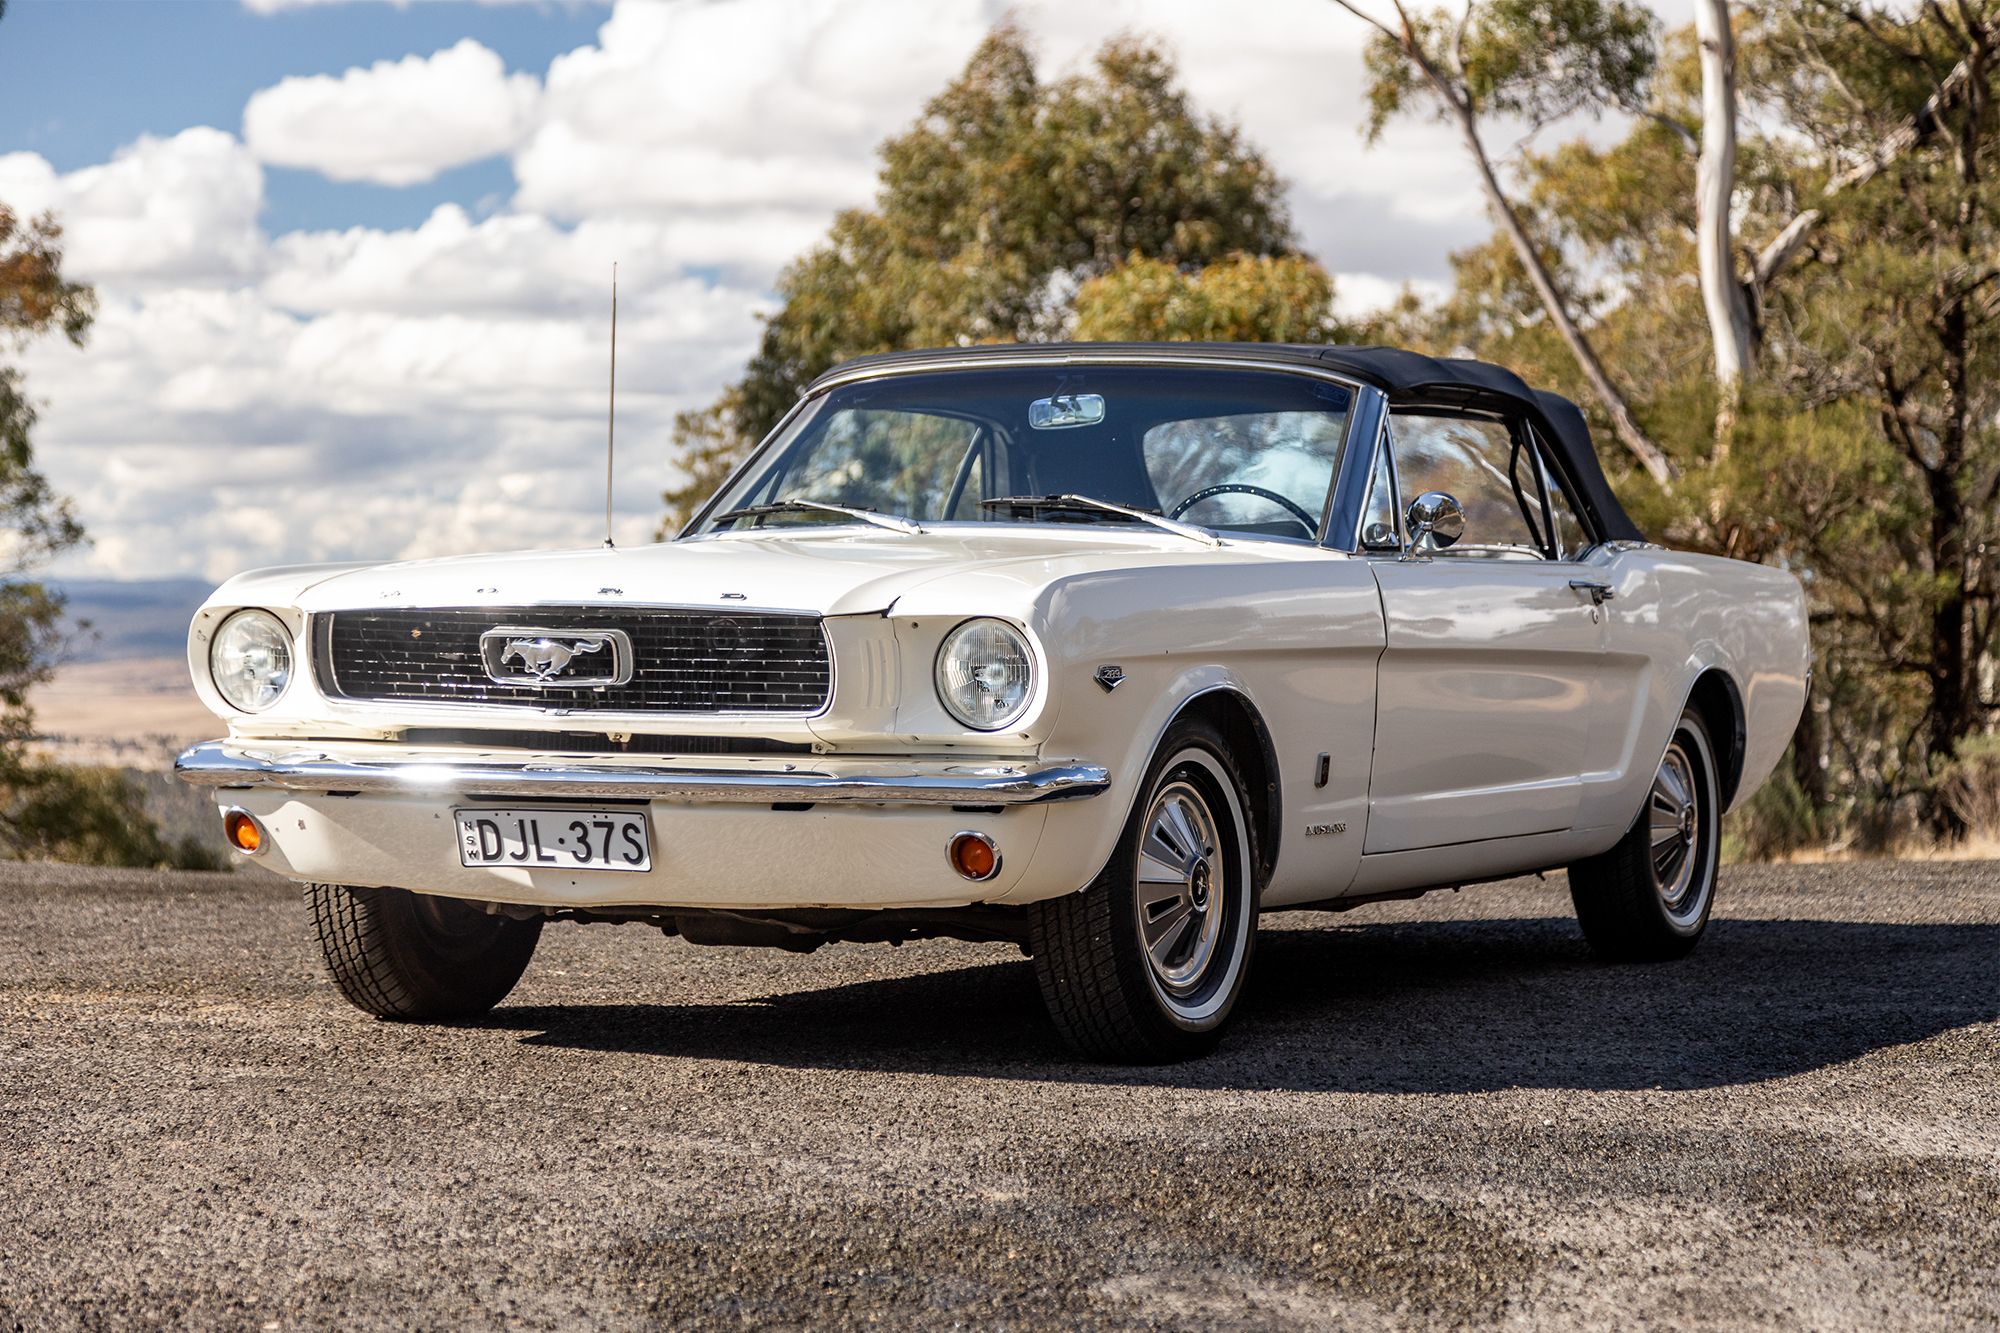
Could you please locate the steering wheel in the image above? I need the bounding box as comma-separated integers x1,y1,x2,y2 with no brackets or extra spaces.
1170,484,1319,530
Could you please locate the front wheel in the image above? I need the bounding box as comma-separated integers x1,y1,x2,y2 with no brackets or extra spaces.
1567,706,1721,962
1028,717,1258,1063
307,883,542,1020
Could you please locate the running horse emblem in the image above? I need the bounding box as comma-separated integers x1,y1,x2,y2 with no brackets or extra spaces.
501,636,604,681
479,627,632,687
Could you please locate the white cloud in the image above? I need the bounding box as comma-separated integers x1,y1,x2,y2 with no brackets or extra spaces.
1333,272,1450,319
244,39,541,186
0,130,266,285
512,0,991,221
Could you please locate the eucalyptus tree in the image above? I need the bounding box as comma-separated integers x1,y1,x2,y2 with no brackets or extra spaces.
0,208,209,865
1069,254,1341,343
1334,0,1676,484
0,206,91,739
662,23,1306,531
1743,1,2000,828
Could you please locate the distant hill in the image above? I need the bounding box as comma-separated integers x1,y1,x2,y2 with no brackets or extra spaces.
48,579,216,664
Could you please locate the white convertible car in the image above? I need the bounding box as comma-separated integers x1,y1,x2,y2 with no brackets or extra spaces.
178,344,1809,1063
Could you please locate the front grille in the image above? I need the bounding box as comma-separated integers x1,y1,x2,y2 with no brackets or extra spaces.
315,607,831,714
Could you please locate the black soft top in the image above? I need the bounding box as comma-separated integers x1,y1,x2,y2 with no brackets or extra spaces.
811,342,1644,544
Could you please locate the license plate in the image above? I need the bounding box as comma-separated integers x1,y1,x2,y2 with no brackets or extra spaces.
454,808,652,872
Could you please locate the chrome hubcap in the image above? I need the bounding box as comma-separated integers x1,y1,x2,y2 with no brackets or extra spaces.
1649,742,1704,925
1134,780,1225,999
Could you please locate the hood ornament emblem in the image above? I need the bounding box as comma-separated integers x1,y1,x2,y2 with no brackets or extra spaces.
480,627,633,688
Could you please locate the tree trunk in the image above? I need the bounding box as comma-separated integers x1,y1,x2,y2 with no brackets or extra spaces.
1694,0,1752,432
1443,97,1676,486
1925,293,1974,837
1928,464,1971,837
1791,696,1826,813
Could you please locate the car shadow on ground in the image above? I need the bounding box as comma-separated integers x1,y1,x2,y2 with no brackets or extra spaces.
483,915,2000,1093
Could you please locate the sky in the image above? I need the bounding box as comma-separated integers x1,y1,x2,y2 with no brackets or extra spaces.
0,0,1691,584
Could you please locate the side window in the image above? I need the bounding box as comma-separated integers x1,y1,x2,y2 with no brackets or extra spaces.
1541,455,1588,559
1360,431,1399,548
1387,413,1546,556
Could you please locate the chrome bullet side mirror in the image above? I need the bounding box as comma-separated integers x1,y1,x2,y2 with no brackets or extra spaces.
1405,491,1465,554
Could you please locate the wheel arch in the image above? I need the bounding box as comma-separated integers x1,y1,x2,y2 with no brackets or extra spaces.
1177,687,1282,889
1686,667,1747,808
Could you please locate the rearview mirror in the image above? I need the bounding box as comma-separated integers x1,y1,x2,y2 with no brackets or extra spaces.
1029,394,1106,429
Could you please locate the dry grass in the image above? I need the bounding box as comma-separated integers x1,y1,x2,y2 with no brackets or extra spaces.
1763,834,2000,863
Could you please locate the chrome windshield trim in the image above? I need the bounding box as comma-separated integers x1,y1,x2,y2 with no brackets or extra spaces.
174,740,1110,806
806,349,1370,397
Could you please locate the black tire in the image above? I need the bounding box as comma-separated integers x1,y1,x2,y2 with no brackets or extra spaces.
306,883,542,1020
1028,716,1259,1063
1568,706,1721,962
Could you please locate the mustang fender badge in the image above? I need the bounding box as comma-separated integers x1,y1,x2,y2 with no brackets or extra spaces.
480,627,634,688
1304,823,1347,837
1094,664,1126,692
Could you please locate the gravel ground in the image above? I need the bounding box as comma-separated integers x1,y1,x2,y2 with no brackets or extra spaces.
2,859,1997,1331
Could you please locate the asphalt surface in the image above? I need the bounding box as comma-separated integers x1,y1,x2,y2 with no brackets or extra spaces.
3,859,1997,1332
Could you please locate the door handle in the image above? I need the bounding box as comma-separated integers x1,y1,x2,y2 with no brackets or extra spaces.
1569,579,1615,606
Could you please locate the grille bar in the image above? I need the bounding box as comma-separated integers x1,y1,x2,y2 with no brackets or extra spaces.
315,607,831,714
397,728,812,755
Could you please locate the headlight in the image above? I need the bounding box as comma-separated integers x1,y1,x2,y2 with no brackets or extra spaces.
209,609,294,712
935,618,1035,731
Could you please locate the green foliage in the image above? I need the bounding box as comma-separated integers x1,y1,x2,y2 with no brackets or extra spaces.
0,197,181,868
1370,0,2000,848
1360,0,1662,142
660,393,754,539
0,371,87,573
1721,755,1820,863
660,22,1311,534
0,207,95,349
0,760,223,870
1071,253,1341,343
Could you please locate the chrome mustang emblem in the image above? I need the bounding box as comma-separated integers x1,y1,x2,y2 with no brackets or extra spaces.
479,627,634,688
506,637,600,677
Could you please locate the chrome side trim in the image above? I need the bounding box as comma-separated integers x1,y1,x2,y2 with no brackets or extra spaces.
174,740,1110,806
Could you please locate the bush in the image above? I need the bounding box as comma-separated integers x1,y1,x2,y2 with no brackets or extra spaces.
1721,759,1822,863
1937,735,2000,841
0,760,225,870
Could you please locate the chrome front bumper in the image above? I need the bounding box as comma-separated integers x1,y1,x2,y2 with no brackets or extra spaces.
174,739,1111,806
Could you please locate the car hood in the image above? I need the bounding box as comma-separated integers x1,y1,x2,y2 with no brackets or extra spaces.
218,527,1283,620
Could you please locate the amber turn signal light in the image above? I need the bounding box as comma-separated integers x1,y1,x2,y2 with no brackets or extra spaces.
947,831,1000,881
222,808,265,855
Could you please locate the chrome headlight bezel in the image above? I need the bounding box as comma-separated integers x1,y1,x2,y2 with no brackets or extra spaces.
933,617,1036,732
208,608,295,713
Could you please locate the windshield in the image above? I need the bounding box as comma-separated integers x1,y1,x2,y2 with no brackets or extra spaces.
689,365,1354,542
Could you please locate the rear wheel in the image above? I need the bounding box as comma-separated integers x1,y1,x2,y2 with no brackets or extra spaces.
307,883,542,1020
1028,717,1258,1063
1568,706,1720,961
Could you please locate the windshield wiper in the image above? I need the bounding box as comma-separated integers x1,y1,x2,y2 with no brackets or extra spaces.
714,499,924,536
979,495,1219,547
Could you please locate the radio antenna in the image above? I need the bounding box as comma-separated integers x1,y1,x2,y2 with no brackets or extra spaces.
603,261,618,549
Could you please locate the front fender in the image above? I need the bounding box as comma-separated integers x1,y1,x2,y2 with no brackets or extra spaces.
995,664,1267,906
